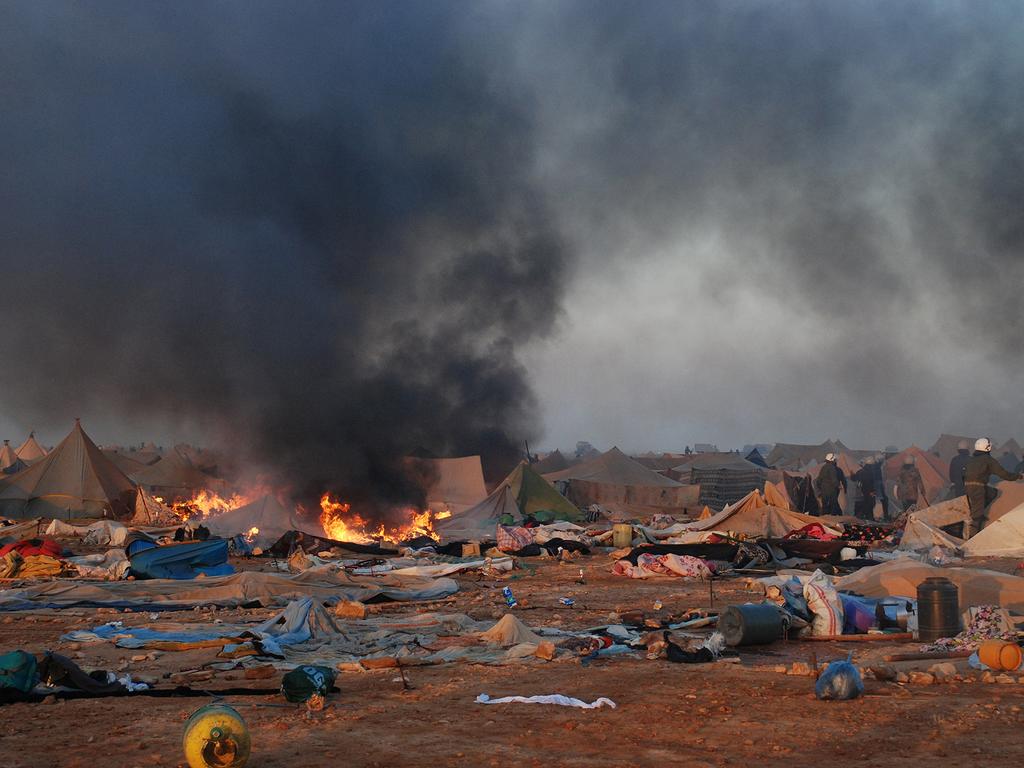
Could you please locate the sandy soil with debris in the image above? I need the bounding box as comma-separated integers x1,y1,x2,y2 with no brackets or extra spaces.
2,554,1022,768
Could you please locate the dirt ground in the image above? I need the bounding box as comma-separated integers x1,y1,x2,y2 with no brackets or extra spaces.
1,553,1022,768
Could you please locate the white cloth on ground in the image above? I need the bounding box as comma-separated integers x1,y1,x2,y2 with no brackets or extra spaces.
475,693,616,709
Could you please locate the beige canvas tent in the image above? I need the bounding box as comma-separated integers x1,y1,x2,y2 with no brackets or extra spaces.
102,449,149,476
405,455,488,515
533,449,569,474
988,481,1024,522
435,461,581,541
0,441,27,474
883,446,949,503
15,432,48,463
130,448,225,500
544,447,698,517
0,420,136,519
897,497,969,551
435,485,520,541
685,498,833,539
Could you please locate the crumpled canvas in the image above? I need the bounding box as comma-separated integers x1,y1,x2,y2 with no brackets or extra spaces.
479,614,544,647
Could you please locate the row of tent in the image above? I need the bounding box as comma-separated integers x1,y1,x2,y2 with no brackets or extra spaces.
0,433,48,475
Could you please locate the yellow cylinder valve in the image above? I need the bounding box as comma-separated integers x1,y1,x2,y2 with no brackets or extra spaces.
182,703,251,768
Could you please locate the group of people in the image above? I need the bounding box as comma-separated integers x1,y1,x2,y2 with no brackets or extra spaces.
811,437,1021,536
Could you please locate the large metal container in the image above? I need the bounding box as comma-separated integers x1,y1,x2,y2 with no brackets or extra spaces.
719,603,785,646
876,598,916,631
916,577,961,642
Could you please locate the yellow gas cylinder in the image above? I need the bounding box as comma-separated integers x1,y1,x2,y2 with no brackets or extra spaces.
182,703,251,768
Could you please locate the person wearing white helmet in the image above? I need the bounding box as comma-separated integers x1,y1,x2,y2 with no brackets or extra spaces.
948,440,971,498
814,452,847,516
963,437,1022,538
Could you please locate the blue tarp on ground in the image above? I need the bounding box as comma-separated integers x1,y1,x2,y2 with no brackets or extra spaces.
128,539,234,580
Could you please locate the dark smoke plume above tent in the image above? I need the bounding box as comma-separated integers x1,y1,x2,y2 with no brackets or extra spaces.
2,1,1024,501
0,4,565,522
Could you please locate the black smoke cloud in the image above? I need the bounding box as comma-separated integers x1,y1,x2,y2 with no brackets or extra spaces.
0,3,562,513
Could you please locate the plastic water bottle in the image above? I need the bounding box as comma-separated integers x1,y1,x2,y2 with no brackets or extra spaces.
502,586,517,608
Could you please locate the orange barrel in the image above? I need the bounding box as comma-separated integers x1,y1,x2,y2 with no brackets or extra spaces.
978,639,1023,671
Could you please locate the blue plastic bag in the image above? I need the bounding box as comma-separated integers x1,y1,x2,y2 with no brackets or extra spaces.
815,652,864,700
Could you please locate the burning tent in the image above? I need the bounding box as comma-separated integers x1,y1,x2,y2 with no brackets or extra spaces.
129,447,226,501
0,420,136,519
405,455,488,516
201,493,308,547
129,487,181,527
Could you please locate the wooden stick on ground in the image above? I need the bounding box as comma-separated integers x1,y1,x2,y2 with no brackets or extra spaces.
883,649,972,662
801,632,914,642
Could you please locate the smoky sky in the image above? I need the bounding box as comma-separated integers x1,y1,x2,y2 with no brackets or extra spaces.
1,2,1022,494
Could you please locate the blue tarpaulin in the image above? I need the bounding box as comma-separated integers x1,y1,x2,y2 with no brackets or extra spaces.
128,539,234,580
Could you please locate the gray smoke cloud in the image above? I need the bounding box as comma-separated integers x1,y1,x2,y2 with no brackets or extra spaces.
1,1,1021,490
519,1,1024,451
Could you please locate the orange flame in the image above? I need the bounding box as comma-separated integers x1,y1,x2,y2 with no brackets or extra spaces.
169,488,267,521
319,493,440,543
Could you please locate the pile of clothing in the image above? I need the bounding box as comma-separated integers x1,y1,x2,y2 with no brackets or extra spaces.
0,538,67,579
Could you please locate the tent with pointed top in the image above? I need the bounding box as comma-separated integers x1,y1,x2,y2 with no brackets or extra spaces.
766,439,847,470
202,494,307,546
435,485,520,541
745,448,768,468
129,448,226,500
102,449,149,476
533,449,569,474
14,432,48,463
928,434,976,464
0,421,136,519
436,462,582,541
544,447,697,517
0,441,27,475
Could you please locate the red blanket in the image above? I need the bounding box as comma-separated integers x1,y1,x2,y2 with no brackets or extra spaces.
0,537,64,559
